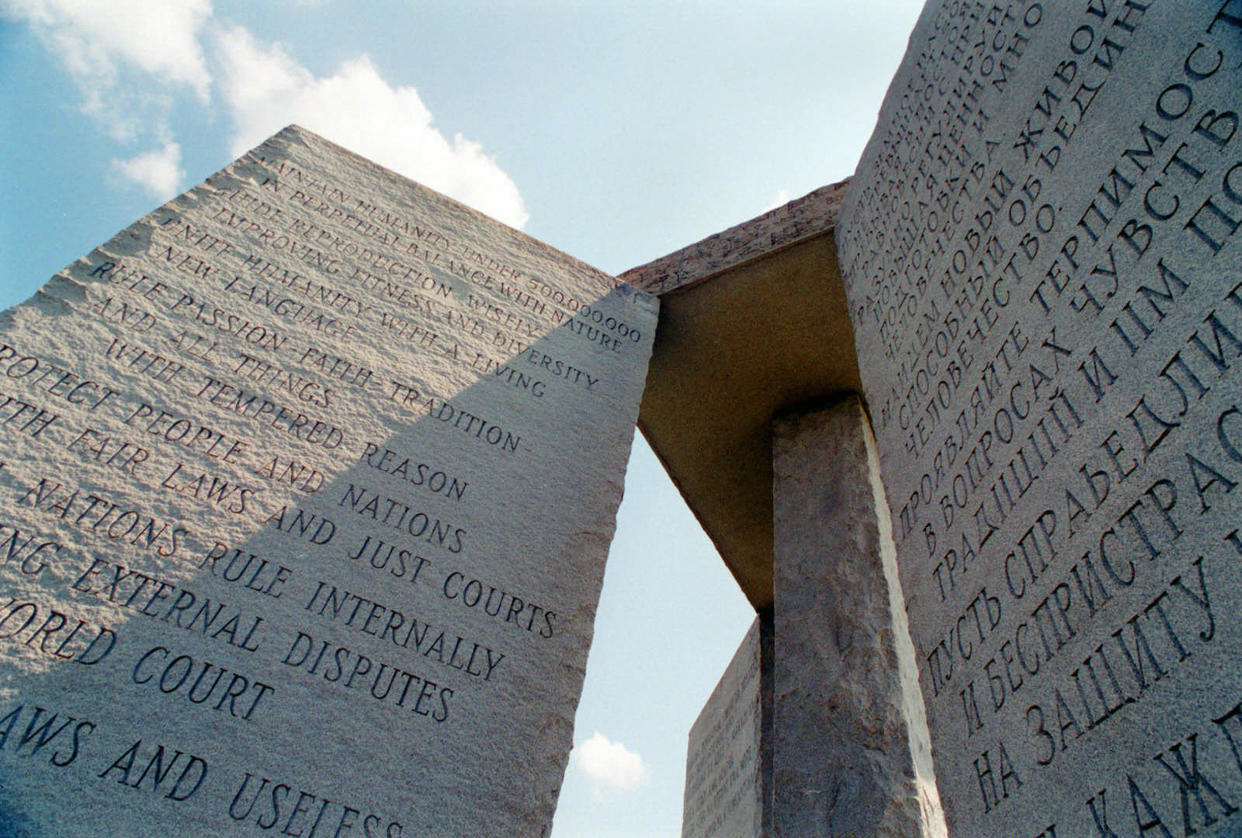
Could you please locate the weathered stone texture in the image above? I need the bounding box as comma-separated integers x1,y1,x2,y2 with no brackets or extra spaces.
682,617,771,838
773,397,939,837
0,125,656,835
838,2,1242,834
621,181,848,296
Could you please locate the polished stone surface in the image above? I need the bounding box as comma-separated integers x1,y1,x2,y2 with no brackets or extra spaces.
682,616,770,838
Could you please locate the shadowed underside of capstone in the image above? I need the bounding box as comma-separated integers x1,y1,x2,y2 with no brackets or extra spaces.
621,181,862,609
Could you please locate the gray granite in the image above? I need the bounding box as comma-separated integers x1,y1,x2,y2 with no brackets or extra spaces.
0,125,657,835
626,183,859,611
682,616,771,838
773,397,944,837
838,2,1242,834
620,181,848,297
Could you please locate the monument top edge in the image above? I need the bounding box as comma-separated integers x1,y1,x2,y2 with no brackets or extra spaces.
620,178,850,298
252,124,658,306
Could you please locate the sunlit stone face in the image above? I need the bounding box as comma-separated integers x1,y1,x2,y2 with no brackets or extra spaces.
0,125,656,836
838,2,1242,834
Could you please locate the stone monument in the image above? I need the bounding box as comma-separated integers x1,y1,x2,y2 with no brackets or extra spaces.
838,1,1242,834
772,397,941,836
639,2,1242,835
0,125,656,835
681,616,771,838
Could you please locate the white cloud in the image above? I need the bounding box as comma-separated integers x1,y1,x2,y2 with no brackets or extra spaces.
573,731,648,796
2,0,212,102
763,188,792,213
2,0,211,146
113,141,184,200
213,25,529,228
4,3,528,227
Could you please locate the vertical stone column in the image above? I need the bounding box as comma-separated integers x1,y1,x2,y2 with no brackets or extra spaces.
680,614,774,838
758,606,775,837
772,396,945,837
0,125,658,836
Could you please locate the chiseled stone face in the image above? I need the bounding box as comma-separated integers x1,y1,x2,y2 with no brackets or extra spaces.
773,398,939,837
682,618,766,838
0,125,656,836
838,2,1242,835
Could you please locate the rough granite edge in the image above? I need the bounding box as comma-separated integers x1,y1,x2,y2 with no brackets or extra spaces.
272,124,658,307
619,179,850,296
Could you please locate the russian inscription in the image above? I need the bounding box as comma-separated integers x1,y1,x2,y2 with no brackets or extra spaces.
840,1,1242,834
0,125,656,835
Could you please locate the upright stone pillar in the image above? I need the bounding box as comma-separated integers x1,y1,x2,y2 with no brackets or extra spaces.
772,396,944,837
0,125,657,836
681,613,773,838
836,3,1242,833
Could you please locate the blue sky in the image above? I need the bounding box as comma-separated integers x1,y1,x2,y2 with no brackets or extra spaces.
0,2,923,834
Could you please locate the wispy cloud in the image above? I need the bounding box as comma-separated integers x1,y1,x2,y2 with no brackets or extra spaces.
2,0,211,120
2,2,527,226
573,731,648,797
112,141,184,200
213,25,528,228
763,188,792,213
